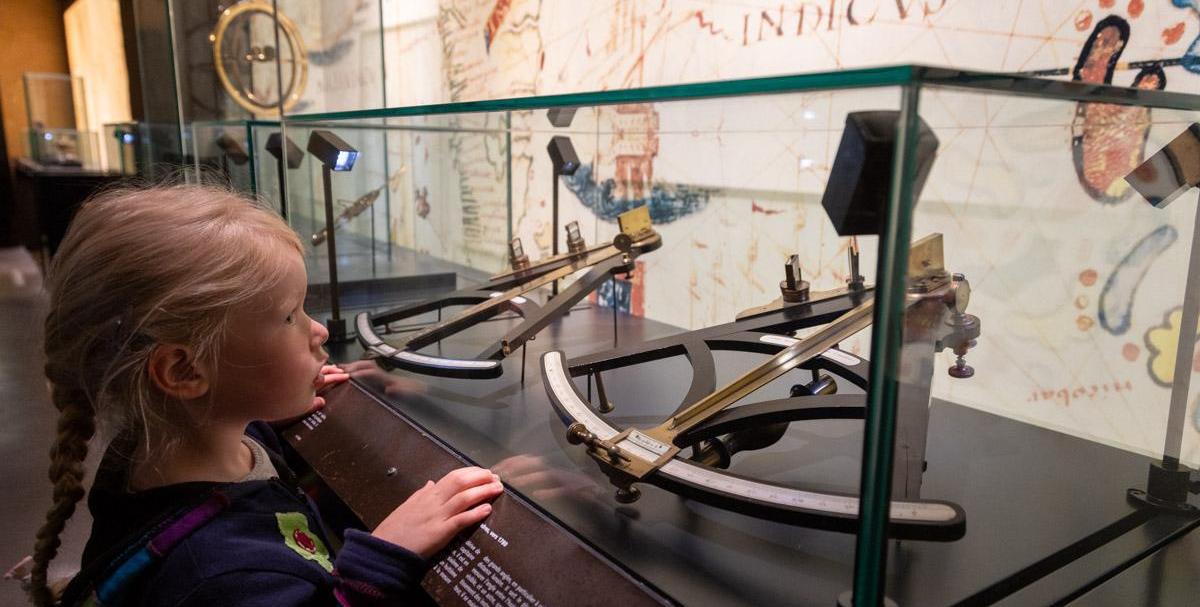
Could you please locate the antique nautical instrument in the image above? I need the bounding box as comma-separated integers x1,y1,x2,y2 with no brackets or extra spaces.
541,234,979,540
356,206,662,379
311,187,382,246
211,1,308,115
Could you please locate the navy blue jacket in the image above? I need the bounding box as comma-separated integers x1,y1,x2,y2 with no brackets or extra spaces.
64,423,429,606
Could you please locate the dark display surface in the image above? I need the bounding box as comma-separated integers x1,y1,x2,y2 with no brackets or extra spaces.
296,304,1198,606
287,384,670,606
1073,520,1200,606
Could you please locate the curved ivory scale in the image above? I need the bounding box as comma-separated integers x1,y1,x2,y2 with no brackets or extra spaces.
656,460,958,522
356,312,502,377
543,350,622,440
541,351,963,531
757,334,864,367
491,293,529,304
353,228,662,380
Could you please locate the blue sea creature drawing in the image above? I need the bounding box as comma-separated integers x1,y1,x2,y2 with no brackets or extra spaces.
1099,224,1178,335
563,163,715,224
1173,1,1200,73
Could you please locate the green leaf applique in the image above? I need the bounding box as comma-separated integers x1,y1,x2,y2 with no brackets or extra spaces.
276,512,332,572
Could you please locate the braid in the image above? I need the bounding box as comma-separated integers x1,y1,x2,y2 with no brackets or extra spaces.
28,385,95,607
28,183,305,605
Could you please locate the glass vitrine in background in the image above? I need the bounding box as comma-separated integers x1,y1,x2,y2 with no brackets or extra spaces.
274,0,387,116
190,120,261,193
158,0,384,175
22,72,98,168
102,122,148,175
279,117,497,326
247,122,300,217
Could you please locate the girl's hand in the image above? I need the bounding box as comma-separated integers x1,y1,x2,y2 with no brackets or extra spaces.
311,364,350,410
372,467,503,558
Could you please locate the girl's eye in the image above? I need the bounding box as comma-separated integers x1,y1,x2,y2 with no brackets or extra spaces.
285,313,295,325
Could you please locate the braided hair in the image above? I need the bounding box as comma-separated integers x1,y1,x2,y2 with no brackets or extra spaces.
30,183,301,606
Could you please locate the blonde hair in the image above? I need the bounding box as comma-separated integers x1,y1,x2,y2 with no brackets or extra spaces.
31,183,302,606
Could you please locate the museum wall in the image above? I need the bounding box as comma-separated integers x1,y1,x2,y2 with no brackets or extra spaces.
183,1,1200,465
0,1,70,174
64,0,133,170
369,0,1200,466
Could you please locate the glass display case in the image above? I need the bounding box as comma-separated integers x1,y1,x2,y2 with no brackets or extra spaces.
272,0,387,116
190,119,324,222
190,119,264,195
22,72,98,168
277,65,1200,606
165,0,385,121
279,117,499,331
102,122,148,175
140,0,384,184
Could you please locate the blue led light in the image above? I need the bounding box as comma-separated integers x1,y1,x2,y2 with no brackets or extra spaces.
43,132,53,141
334,149,358,171
122,133,135,144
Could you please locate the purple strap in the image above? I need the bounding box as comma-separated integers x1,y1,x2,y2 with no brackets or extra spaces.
148,492,231,557
332,572,385,599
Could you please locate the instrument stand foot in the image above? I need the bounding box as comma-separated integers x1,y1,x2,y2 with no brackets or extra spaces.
948,353,974,378
1127,460,1199,513
594,371,614,413
615,485,641,504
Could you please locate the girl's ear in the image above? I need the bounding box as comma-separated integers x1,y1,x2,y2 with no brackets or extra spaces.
147,344,210,400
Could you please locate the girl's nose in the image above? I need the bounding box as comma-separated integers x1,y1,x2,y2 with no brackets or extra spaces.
311,318,329,347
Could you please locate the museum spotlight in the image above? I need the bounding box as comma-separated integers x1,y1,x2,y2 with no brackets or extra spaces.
818,110,939,607
1124,123,1200,209
265,132,304,219
306,129,360,343
547,135,580,176
113,127,135,145
547,106,578,128
306,129,358,172
547,135,580,297
820,110,938,236
215,133,249,166
111,126,139,175
266,132,304,168
1122,124,1200,512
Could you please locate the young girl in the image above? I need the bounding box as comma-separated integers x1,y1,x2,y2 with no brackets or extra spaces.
29,184,503,606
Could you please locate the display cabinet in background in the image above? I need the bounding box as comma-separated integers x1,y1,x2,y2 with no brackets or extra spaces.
138,1,471,326
125,1,377,175
165,0,386,122
189,119,264,195
102,122,149,176
21,72,98,169
278,118,495,335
